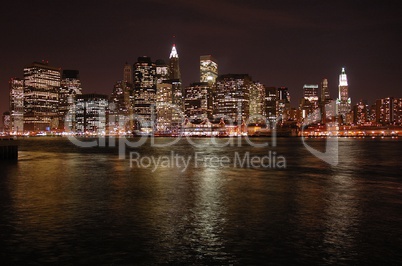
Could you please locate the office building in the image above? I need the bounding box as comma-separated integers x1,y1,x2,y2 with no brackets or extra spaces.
9,78,24,133
184,82,213,121
277,87,291,121
2,112,11,132
264,87,277,122
301,84,319,120
321,78,330,102
75,94,108,134
200,55,218,84
336,67,351,120
214,74,251,122
155,59,169,84
169,44,181,80
249,82,265,123
23,61,61,131
59,70,82,131
353,100,369,125
133,56,157,132
123,63,133,84
109,81,133,133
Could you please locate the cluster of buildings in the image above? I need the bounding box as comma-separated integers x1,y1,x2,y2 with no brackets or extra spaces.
2,44,402,136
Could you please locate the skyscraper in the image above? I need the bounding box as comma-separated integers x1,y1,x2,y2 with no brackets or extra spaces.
277,87,291,121
184,82,213,121
200,55,218,84
123,63,133,84
156,82,173,133
264,87,277,122
249,82,265,122
169,44,181,80
321,78,330,102
301,84,319,119
155,59,169,84
133,56,157,132
75,94,108,134
59,70,82,131
214,74,251,122
109,80,133,133
336,67,351,121
353,100,368,125
23,61,61,132
9,78,24,133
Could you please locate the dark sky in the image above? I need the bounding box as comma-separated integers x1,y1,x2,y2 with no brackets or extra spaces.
1,0,402,116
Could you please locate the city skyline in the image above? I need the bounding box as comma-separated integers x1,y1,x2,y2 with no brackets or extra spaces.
1,1,402,117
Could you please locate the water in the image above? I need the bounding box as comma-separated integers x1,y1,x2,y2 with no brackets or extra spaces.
0,137,402,265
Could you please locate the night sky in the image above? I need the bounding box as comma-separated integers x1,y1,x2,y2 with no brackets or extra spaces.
1,0,402,116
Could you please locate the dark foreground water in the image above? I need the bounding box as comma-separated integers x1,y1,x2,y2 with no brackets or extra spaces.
0,137,402,265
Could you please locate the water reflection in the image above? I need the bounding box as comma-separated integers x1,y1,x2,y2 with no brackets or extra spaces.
0,138,402,264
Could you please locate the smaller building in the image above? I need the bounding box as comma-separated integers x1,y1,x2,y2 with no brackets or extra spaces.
200,55,218,84
75,94,109,134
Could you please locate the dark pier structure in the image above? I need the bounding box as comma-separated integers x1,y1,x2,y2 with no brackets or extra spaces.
0,138,18,160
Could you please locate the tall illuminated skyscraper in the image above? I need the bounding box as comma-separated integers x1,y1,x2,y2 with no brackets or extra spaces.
184,82,213,120
336,67,351,120
321,78,330,102
9,78,24,133
59,70,82,131
109,80,133,133
214,74,251,122
249,82,265,121
133,56,157,132
200,55,218,84
277,87,291,120
301,84,319,119
75,94,108,134
264,87,277,122
23,61,61,131
169,44,181,80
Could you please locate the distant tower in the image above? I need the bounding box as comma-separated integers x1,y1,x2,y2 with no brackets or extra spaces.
169,44,181,80
9,78,24,133
59,70,82,131
200,55,218,84
321,78,330,102
277,87,291,120
336,67,351,120
123,63,133,84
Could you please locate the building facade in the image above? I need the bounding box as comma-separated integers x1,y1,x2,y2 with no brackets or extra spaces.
75,94,108,134
184,82,213,121
23,61,61,131
249,82,265,123
336,67,351,121
9,78,24,133
59,70,82,131
133,56,157,132
214,74,251,123
200,55,218,84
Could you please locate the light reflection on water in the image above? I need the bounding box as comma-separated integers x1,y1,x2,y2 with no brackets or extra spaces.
0,137,401,264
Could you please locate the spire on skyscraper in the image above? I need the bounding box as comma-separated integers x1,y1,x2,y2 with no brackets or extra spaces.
169,43,181,80
339,67,348,87
169,44,178,59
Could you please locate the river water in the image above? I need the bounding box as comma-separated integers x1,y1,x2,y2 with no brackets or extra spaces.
0,137,401,265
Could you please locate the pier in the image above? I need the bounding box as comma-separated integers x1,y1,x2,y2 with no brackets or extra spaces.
0,138,18,160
